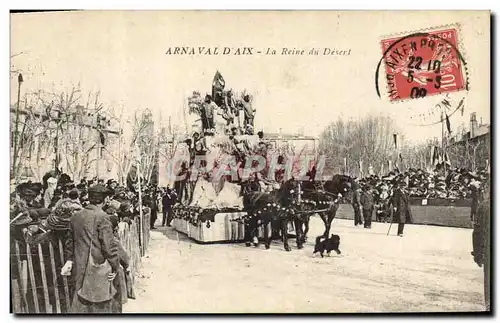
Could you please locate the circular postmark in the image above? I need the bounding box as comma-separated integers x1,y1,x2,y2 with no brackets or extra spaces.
375,27,469,102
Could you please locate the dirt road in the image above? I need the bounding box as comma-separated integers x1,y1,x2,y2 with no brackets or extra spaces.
124,218,485,313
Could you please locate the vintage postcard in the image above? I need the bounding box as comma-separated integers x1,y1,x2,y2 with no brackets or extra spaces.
9,11,491,314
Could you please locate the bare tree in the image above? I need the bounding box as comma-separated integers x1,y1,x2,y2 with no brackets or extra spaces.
104,105,134,185
319,115,398,177
106,108,159,185
12,91,57,181
53,87,109,180
12,84,115,182
399,137,440,172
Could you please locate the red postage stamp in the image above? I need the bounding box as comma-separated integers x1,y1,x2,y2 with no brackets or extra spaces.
380,27,466,102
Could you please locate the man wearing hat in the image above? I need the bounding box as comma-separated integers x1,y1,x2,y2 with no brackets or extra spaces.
117,200,134,225
360,183,374,229
62,184,119,313
162,187,177,227
469,175,482,223
391,179,413,237
143,189,159,230
17,183,36,204
107,179,118,195
27,182,44,208
351,180,363,226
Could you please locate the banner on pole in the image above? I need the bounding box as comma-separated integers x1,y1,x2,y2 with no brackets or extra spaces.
445,114,452,134
444,151,451,166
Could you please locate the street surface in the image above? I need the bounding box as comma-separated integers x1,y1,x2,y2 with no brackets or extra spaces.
124,217,485,313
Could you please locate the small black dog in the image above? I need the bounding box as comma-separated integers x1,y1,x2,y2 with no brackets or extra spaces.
313,234,341,257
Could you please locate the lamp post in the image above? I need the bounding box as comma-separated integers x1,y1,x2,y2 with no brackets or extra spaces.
96,114,100,179
12,73,23,180
135,143,145,256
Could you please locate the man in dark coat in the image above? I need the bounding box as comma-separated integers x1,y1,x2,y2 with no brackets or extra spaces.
470,179,480,222
351,181,363,226
162,187,177,227
472,180,490,311
62,184,120,313
391,180,413,237
143,190,158,229
360,184,374,229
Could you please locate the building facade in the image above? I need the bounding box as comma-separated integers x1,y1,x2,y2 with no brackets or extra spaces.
448,112,490,171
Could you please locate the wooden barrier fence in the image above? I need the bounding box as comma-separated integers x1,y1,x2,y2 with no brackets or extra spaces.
10,209,151,314
137,209,151,256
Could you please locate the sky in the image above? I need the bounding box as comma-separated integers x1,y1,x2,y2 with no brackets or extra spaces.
10,11,490,145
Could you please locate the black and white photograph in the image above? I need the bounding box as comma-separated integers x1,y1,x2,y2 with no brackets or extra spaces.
9,10,491,314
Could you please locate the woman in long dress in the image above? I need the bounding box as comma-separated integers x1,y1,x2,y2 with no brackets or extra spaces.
214,181,243,209
190,174,218,208
213,105,228,135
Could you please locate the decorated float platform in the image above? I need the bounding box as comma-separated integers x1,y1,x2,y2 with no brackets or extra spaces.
172,205,247,243
171,203,297,244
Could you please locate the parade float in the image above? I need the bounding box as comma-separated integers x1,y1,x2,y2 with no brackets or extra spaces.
164,71,312,243
168,72,258,243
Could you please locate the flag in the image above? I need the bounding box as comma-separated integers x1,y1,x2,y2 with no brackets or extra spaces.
212,71,225,91
437,149,443,165
444,151,451,166
343,157,347,174
359,160,363,177
393,133,398,149
430,146,435,167
388,160,392,172
458,97,465,116
432,146,440,166
379,163,384,177
445,114,451,134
